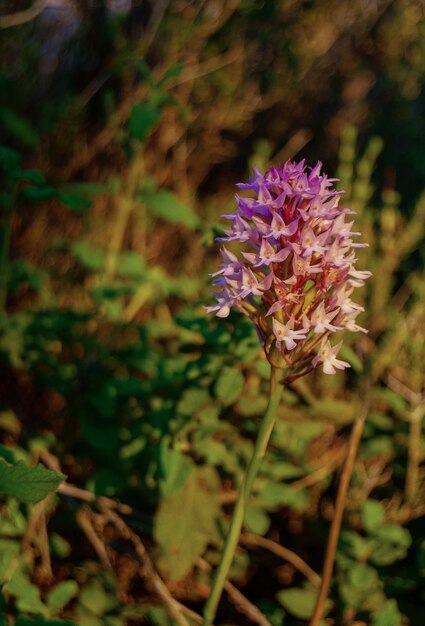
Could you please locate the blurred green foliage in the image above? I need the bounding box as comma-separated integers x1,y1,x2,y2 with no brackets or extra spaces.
0,1,425,625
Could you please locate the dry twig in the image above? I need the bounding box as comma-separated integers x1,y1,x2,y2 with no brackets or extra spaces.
57,481,131,514
0,0,48,28
57,478,202,625
41,447,197,625
76,505,112,570
101,507,199,626
199,558,272,626
240,533,321,587
309,396,370,626
22,500,53,580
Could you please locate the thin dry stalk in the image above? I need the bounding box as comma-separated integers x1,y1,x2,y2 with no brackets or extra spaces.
0,0,48,28
309,398,369,626
102,507,198,626
22,500,53,580
291,448,345,492
199,558,271,626
57,477,199,624
57,482,131,514
76,506,112,570
405,403,425,503
240,533,321,587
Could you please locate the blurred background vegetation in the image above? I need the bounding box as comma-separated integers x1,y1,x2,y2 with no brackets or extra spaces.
0,1,424,625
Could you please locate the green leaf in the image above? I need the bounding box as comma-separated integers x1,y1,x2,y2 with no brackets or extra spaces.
194,437,237,473
116,251,145,278
348,563,380,590
277,588,328,620
371,600,402,626
338,562,383,609
92,468,127,497
0,444,15,464
15,618,76,625
14,169,46,185
0,539,20,578
268,461,304,480
20,186,56,202
362,500,385,533
367,412,394,431
177,388,210,416
8,260,45,294
142,190,200,228
0,500,27,537
256,483,309,512
0,145,21,173
361,435,395,457
47,580,79,613
245,505,270,535
59,192,92,212
214,367,244,406
158,64,184,86
339,530,372,560
157,444,194,497
370,525,411,565
339,344,363,372
310,399,358,424
256,359,271,379
135,60,156,88
257,603,286,626
143,606,175,626
80,417,120,455
0,410,21,436
0,459,65,503
49,533,72,558
128,102,162,141
372,388,408,416
0,107,38,148
70,241,105,272
79,579,119,616
154,467,221,580
6,561,48,615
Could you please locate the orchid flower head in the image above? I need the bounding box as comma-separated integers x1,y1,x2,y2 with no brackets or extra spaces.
207,159,370,377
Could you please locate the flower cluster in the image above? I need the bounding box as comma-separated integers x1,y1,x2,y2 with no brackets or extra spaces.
207,160,370,377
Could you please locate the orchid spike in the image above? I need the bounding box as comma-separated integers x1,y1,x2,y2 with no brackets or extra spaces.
207,159,370,377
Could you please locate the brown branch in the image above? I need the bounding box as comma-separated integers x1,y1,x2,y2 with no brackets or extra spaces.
76,506,112,570
55,477,200,625
22,500,53,581
386,373,423,406
240,533,321,587
291,449,345,492
0,0,48,28
57,482,131,515
405,403,425,503
199,558,272,626
309,397,370,626
385,375,425,503
395,503,425,525
194,0,240,40
101,507,198,626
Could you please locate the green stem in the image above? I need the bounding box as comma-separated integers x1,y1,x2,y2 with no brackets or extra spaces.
202,366,283,626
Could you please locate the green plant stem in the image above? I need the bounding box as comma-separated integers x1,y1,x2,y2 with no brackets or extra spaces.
202,366,283,626
309,399,369,626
